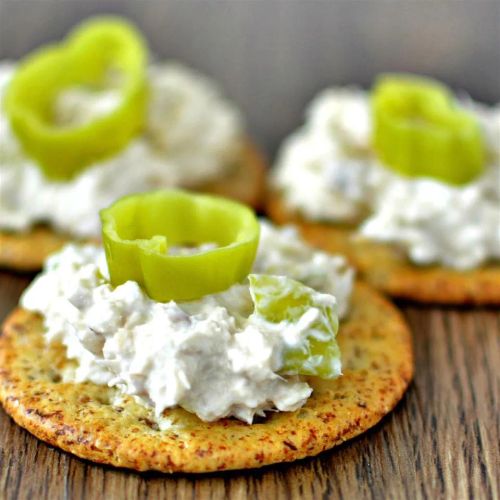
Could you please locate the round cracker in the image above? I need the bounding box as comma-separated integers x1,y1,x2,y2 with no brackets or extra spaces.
267,193,500,305
0,141,267,272
0,283,413,473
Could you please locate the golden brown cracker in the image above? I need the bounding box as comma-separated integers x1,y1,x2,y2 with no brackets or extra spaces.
202,141,267,210
0,227,71,273
0,141,267,272
267,193,500,305
0,283,413,473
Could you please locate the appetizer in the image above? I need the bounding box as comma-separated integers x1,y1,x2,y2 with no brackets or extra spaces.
0,17,266,271
0,190,413,473
269,75,500,304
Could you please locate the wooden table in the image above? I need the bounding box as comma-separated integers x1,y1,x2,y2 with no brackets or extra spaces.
0,270,498,499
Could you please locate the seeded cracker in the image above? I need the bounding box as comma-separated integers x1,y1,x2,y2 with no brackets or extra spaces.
0,283,412,473
267,193,500,305
0,141,266,272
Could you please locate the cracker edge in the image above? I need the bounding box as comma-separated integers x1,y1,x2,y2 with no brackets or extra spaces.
266,191,500,305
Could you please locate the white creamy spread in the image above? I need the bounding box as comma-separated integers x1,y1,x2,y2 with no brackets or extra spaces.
0,61,243,237
54,88,122,127
273,88,500,270
20,221,354,423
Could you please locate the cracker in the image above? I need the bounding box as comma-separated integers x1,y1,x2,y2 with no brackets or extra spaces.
0,227,70,273
267,193,500,305
0,141,267,272
0,283,412,473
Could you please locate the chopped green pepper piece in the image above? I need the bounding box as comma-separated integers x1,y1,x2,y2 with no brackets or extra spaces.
372,74,485,185
4,16,148,180
100,190,260,302
249,274,341,379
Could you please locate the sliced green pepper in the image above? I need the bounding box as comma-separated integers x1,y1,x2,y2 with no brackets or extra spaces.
249,274,341,379
4,16,148,180
100,190,260,302
372,74,485,185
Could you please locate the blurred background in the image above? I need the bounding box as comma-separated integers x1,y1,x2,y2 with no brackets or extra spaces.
1,0,499,155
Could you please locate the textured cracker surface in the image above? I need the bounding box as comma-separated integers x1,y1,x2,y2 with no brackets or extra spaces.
0,283,412,473
267,193,500,305
0,141,267,272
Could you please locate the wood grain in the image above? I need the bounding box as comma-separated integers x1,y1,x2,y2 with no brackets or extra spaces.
0,270,498,499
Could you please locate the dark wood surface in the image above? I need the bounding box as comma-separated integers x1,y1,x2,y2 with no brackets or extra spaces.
0,269,498,499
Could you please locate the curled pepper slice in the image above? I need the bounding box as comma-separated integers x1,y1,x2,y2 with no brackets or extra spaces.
100,190,260,302
249,274,341,379
4,16,148,180
372,74,485,185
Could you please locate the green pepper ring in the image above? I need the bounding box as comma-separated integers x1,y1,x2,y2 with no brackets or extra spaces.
100,190,261,302
4,17,148,181
372,74,485,185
